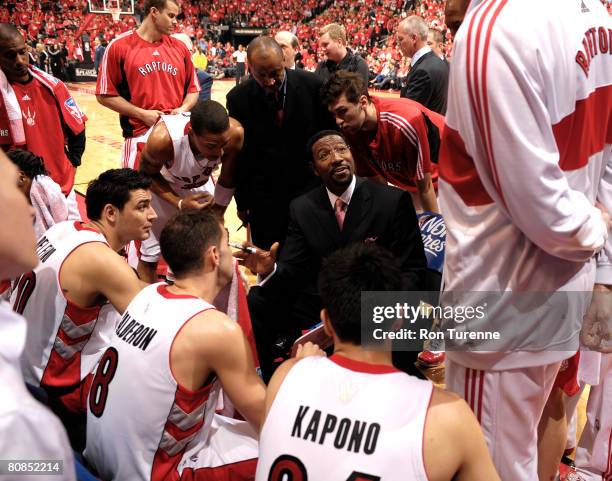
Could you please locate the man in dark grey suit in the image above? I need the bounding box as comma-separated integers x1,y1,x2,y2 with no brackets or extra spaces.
237,130,427,381
397,16,449,115
226,37,335,250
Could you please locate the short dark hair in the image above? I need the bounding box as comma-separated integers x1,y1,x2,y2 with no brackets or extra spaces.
6,149,47,178
143,0,178,17
190,100,229,136
0,23,22,43
86,169,152,221
318,243,403,345
320,71,369,107
306,129,346,161
159,210,223,278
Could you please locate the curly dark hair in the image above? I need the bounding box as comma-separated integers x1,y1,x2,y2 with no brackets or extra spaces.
6,149,48,179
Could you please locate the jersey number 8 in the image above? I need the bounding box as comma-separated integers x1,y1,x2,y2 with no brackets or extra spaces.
89,347,119,418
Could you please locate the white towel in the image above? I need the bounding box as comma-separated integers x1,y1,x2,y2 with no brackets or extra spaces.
0,68,25,145
29,175,69,238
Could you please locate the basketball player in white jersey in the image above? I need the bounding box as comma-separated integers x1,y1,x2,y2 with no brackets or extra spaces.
11,169,156,422
256,243,500,481
438,0,612,479
0,150,76,477
85,210,264,481
137,100,243,282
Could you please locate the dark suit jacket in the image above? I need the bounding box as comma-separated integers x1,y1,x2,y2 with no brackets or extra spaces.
401,50,449,115
314,50,369,85
262,177,426,299
226,69,335,247
248,177,427,380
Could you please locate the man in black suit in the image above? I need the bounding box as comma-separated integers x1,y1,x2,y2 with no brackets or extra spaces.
226,36,335,249
397,16,449,115
237,130,427,381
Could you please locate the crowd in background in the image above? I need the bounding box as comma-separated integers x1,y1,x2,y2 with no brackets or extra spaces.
0,0,453,90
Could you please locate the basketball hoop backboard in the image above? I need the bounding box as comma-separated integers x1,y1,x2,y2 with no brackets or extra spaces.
88,0,134,19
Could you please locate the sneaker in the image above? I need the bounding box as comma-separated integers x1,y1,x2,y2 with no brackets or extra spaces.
417,350,445,368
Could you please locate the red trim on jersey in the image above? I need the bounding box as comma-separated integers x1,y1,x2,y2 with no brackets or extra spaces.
96,30,133,95
465,0,493,158
329,354,401,374
184,120,191,135
157,284,200,300
40,300,102,389
163,416,205,442
480,0,510,210
439,125,493,206
466,0,510,209
553,351,580,397
151,449,182,481
469,368,477,414
553,85,612,171
174,380,215,413
74,221,101,233
179,458,258,481
476,370,485,423
151,382,214,481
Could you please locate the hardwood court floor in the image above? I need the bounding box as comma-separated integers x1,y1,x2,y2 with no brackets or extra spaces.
68,79,590,446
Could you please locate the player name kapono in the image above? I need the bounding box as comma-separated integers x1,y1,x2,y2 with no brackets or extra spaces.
291,405,380,455
115,312,158,351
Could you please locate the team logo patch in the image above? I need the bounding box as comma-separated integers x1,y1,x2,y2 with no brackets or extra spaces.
418,212,446,273
23,107,36,126
64,97,84,122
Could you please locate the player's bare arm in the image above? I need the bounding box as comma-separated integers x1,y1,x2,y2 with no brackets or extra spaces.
262,343,326,424
60,242,146,314
424,388,501,481
96,94,164,128
214,118,245,214
172,309,266,429
416,173,439,213
139,123,181,206
171,92,199,115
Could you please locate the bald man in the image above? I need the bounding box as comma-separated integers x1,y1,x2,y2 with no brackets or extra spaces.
225,36,335,249
274,31,299,69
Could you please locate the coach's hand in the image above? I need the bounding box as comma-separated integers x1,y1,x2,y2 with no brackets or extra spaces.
581,284,612,353
234,242,278,277
138,109,164,127
180,192,214,211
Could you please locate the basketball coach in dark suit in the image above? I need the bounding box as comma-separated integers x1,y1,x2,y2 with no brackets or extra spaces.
397,16,449,115
226,36,335,250
236,130,427,381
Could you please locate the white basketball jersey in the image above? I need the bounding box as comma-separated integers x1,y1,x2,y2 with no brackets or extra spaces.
10,221,110,390
85,283,220,481
0,302,76,480
159,113,217,197
256,355,434,481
